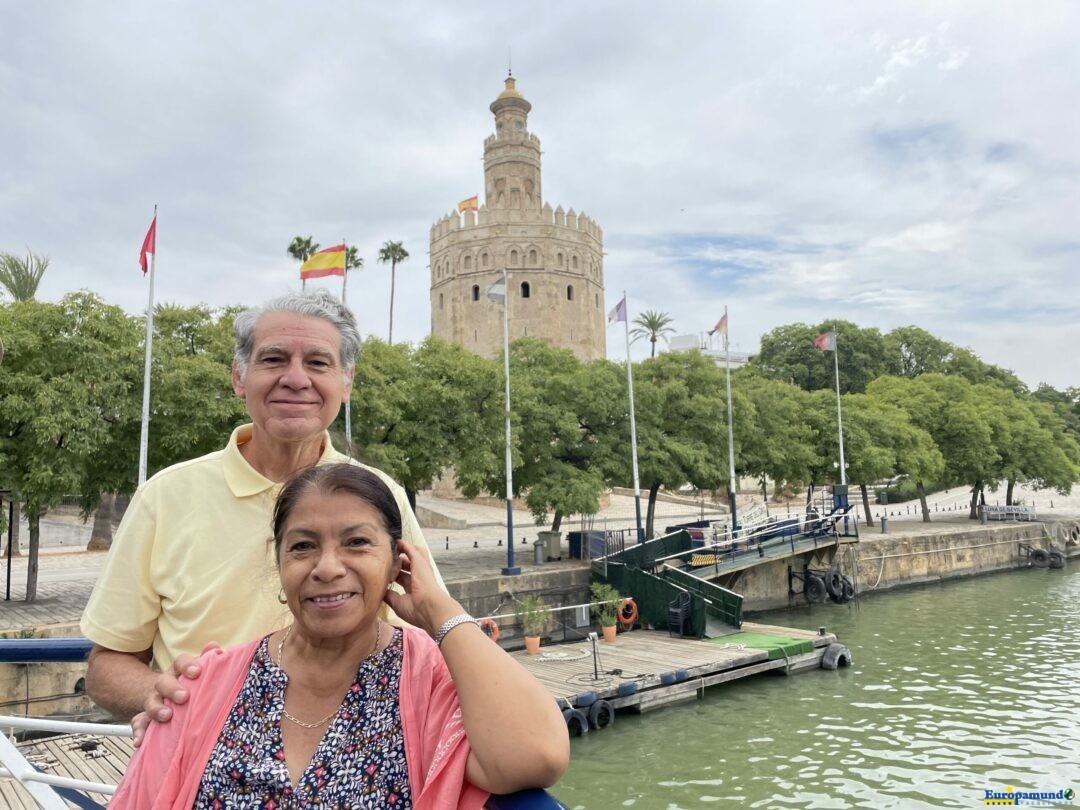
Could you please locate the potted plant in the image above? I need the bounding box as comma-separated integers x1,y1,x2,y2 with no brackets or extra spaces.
517,594,549,654
590,582,620,643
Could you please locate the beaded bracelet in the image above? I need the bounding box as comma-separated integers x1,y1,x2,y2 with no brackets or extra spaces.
434,613,481,647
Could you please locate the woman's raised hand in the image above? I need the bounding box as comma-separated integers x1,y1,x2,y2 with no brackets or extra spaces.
383,541,463,638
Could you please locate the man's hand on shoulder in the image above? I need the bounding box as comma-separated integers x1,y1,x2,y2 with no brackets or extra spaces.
133,644,220,747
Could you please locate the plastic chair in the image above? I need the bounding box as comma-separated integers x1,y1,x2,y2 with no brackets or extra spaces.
667,591,692,637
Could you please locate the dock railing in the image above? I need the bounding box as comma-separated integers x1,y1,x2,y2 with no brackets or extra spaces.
0,639,569,810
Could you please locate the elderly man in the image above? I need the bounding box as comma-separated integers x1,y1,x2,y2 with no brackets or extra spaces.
82,290,442,720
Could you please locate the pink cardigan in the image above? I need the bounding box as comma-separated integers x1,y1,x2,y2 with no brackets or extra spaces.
112,627,489,809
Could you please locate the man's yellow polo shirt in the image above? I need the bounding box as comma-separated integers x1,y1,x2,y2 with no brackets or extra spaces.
81,425,441,669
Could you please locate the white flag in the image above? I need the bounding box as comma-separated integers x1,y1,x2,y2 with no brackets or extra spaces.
486,279,506,304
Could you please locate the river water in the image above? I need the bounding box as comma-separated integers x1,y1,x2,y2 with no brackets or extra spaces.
555,566,1080,808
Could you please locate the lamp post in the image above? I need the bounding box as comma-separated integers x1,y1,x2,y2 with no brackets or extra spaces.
488,270,520,575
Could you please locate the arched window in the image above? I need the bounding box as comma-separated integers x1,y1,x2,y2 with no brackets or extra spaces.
472,285,480,302
439,293,444,310
482,252,489,267
520,281,531,299
567,285,574,301
557,252,564,267
595,293,599,307
528,249,537,265
464,255,472,270
572,255,578,270
510,249,519,265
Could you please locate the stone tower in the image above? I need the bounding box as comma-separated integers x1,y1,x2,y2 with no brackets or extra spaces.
429,77,606,361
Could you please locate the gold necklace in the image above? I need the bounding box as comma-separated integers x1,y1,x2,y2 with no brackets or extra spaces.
276,621,382,729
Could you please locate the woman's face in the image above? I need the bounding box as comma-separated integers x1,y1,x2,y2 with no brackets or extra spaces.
277,489,400,641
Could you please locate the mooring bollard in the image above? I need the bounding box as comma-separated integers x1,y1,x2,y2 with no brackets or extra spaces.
880,515,889,533
979,506,987,525
534,539,544,566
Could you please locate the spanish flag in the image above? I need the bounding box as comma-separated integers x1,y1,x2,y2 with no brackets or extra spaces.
457,195,479,214
299,244,346,280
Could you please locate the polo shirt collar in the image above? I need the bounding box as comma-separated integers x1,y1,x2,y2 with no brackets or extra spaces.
223,424,338,498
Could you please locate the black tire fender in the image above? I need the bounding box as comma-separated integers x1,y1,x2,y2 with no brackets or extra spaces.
805,574,827,603
1048,551,1066,569
587,699,615,729
841,576,855,602
824,567,844,600
1031,548,1050,567
562,708,589,736
821,643,852,670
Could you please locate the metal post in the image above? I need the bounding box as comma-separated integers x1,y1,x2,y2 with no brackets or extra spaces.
137,205,157,487
500,269,519,575
5,497,13,601
622,291,643,542
723,307,738,530
833,336,846,486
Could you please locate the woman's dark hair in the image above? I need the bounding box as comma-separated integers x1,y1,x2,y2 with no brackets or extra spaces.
272,463,403,560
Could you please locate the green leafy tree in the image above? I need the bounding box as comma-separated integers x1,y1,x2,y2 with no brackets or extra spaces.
0,249,49,301
0,294,142,599
883,326,954,378
629,310,675,358
287,236,319,264
350,336,501,508
634,351,728,538
346,246,363,272
377,240,409,344
753,320,889,394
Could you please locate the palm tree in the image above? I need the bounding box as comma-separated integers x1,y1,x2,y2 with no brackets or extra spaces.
630,309,675,357
287,236,320,264
345,246,363,272
377,240,409,343
0,250,49,301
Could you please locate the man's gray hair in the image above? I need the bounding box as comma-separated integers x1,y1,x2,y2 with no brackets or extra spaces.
233,290,362,377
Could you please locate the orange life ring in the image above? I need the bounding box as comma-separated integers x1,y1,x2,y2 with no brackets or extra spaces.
479,617,500,642
617,598,638,628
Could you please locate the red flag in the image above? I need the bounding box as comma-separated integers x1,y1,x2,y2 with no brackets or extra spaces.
139,216,157,275
814,331,837,351
709,313,728,337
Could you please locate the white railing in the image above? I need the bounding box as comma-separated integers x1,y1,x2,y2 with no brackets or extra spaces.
0,715,132,807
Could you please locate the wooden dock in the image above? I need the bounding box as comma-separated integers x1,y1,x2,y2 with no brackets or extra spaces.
512,621,838,716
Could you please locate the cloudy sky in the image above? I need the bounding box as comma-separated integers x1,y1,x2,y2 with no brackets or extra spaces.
2,2,1077,388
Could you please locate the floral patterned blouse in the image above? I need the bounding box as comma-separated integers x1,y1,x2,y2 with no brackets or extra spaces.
193,627,411,809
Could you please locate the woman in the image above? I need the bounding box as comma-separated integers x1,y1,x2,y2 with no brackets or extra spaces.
112,464,569,808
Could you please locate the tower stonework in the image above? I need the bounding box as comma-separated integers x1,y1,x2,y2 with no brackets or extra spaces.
430,77,606,361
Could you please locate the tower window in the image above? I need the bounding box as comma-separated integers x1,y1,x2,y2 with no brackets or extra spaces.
510,250,519,265
572,255,578,270
567,285,574,301
557,253,564,267
472,285,480,302
595,293,599,307
520,281,531,299
464,255,472,270
528,249,537,265
482,252,490,267
439,293,444,310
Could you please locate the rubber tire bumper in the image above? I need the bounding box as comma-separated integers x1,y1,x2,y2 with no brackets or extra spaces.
563,708,589,736
1030,548,1050,567
587,699,615,729
1048,551,1066,569
824,567,844,600
821,643,853,670
805,574,827,603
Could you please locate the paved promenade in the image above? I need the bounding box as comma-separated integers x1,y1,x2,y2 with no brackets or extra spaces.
2,485,1077,635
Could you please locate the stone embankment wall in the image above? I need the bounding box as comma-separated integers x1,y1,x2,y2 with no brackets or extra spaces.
739,522,1060,612
1,623,94,719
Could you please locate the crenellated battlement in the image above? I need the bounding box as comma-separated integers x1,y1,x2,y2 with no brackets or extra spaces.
430,201,602,243
483,131,542,151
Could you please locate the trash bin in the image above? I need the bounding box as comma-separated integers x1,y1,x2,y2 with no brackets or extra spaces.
567,531,583,559
533,540,544,566
538,530,562,561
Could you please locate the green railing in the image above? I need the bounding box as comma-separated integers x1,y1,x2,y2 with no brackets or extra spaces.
661,567,743,629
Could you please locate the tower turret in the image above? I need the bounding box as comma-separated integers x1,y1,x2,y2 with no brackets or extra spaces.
484,77,542,210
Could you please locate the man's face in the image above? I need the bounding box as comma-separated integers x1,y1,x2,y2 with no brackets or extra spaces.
232,312,353,444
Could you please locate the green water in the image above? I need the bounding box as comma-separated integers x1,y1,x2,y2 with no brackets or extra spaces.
555,566,1080,808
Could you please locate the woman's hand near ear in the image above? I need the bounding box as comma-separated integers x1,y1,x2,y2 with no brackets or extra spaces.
383,541,463,638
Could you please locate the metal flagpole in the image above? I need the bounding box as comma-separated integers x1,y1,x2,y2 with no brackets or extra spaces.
723,307,738,530
137,205,157,487
832,333,847,486
499,269,520,574
341,239,353,458
621,291,643,542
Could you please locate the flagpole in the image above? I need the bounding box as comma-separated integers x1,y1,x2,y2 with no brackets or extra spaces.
500,268,520,574
832,333,847,486
341,238,353,458
137,204,157,487
621,291,643,542
723,306,738,530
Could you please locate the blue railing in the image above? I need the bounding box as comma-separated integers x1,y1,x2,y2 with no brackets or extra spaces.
0,638,569,810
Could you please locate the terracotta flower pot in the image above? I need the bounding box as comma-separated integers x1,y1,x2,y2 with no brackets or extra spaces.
525,635,541,655
602,625,617,643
